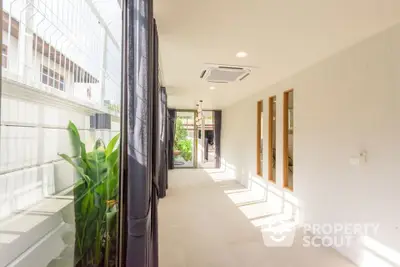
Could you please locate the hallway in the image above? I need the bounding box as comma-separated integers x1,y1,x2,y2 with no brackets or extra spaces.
159,169,355,267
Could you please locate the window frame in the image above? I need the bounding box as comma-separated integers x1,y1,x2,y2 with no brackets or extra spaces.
283,89,294,191
41,65,65,91
268,96,276,183
256,100,263,177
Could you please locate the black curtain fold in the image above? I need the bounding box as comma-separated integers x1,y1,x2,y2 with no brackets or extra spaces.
214,110,222,168
167,109,176,169
164,91,168,189
158,86,168,197
151,18,159,267
152,19,160,197
120,0,158,266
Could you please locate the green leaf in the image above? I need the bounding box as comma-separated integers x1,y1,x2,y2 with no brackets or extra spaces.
67,121,82,155
94,138,106,150
94,191,103,209
105,133,120,157
68,121,80,139
80,142,88,164
81,191,93,216
106,207,118,232
86,206,99,224
74,179,85,190
94,221,102,264
106,176,118,200
60,121,121,266
86,150,107,184
104,207,118,267
58,153,91,185
107,147,119,170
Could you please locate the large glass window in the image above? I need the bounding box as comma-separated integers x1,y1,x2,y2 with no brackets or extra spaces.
0,2,122,267
174,111,196,168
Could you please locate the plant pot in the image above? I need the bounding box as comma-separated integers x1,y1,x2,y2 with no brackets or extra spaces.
173,150,181,156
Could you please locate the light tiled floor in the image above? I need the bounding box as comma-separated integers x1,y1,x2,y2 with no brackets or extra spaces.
159,169,355,267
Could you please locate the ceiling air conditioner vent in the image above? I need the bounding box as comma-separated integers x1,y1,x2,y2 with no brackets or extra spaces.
200,64,251,83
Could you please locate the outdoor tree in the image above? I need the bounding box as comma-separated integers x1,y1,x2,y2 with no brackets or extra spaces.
174,118,188,148
174,118,192,161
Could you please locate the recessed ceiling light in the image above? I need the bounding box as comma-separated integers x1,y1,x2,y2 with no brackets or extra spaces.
236,51,248,58
209,86,216,90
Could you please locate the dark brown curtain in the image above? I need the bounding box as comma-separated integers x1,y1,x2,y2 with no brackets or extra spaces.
120,0,159,266
214,110,222,168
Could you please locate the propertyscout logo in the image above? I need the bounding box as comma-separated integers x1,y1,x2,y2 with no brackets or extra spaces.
302,223,379,248
261,220,379,248
261,218,296,247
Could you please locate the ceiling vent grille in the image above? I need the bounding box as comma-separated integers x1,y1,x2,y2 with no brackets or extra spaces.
200,64,251,83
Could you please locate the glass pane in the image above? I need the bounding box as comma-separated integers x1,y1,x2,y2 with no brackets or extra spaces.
41,74,47,84
269,96,277,183
198,111,216,168
48,77,54,87
256,101,263,176
175,111,195,168
288,91,294,189
284,90,294,190
42,65,48,74
0,1,122,267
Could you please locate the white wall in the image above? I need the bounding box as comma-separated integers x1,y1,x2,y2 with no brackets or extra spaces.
0,89,120,267
221,22,400,266
0,93,119,215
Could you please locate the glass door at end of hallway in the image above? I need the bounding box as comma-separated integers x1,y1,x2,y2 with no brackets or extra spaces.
174,111,197,168
198,111,217,169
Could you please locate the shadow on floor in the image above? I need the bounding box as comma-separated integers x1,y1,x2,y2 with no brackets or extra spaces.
158,169,356,267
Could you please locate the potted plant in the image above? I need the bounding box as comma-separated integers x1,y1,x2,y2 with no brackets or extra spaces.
59,121,120,267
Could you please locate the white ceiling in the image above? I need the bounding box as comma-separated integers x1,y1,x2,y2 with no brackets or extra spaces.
154,0,400,109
